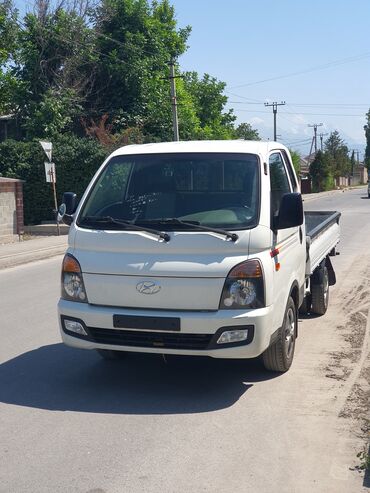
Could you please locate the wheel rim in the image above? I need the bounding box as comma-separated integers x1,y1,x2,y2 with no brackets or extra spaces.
284,307,295,359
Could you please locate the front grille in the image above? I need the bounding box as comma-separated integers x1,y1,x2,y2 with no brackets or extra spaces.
88,327,213,350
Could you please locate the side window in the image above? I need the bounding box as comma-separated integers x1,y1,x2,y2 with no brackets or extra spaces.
269,152,292,216
281,150,298,190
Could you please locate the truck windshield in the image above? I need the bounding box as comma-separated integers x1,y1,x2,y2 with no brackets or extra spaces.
78,153,260,230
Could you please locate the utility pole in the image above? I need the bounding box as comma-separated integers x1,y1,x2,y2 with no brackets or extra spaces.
264,101,285,141
319,132,328,151
169,60,179,141
308,123,323,154
352,149,360,173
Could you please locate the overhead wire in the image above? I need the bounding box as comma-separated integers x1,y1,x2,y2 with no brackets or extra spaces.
229,52,370,89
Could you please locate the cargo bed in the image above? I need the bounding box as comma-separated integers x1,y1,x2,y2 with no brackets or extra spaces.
304,211,341,276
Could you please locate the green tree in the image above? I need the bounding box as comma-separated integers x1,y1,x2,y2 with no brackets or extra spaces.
309,150,333,192
0,0,20,113
7,3,97,138
0,0,260,145
89,0,190,132
234,122,260,141
289,149,301,175
324,130,350,177
182,72,236,139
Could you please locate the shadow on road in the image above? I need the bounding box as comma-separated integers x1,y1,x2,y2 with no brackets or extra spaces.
0,344,279,415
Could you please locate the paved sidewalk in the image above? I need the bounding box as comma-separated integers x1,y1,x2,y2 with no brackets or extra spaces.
0,235,68,270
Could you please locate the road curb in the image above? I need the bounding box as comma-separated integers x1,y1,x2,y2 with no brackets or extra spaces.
0,242,67,270
302,186,364,203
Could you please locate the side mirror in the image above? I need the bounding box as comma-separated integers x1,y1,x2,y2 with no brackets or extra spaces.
58,192,78,226
274,193,303,230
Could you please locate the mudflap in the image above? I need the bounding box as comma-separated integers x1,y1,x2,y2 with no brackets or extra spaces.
325,256,336,286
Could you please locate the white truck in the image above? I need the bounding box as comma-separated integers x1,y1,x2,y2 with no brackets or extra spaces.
57,141,340,372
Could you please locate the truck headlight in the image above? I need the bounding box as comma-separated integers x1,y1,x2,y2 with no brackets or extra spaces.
220,259,265,309
61,254,88,303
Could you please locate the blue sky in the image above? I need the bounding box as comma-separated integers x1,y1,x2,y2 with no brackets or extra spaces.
172,0,370,156
15,0,370,156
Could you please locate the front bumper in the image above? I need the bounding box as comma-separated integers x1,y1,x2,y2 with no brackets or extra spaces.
58,299,274,359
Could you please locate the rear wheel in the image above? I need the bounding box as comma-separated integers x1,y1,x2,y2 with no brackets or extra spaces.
96,349,126,360
262,296,296,372
299,293,312,315
311,266,329,315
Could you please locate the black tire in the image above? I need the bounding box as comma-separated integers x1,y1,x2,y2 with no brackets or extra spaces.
262,296,297,372
311,266,329,315
299,293,312,315
96,349,126,360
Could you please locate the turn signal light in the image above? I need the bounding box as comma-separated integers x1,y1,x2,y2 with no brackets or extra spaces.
61,254,88,303
62,254,81,273
227,259,262,279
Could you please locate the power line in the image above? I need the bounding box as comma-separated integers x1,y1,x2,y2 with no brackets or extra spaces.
229,100,369,108
229,52,370,89
285,111,364,117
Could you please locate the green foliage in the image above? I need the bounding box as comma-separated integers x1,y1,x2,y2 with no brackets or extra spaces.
234,123,261,141
0,0,20,113
0,136,107,223
90,0,190,123
10,6,97,138
182,72,236,139
0,0,261,145
324,130,350,177
0,0,18,64
0,0,263,225
23,88,83,139
289,149,301,175
356,446,370,471
309,150,333,192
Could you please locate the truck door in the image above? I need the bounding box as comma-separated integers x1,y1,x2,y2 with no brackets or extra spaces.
269,151,305,330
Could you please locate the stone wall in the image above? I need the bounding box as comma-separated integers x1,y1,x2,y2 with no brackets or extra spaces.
0,178,24,242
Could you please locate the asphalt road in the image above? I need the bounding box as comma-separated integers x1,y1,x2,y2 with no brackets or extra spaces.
0,188,369,493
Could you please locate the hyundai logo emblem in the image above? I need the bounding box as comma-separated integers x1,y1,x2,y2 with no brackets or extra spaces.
136,280,161,295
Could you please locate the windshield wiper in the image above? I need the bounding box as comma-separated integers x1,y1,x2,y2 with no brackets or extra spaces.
139,217,239,242
80,216,170,242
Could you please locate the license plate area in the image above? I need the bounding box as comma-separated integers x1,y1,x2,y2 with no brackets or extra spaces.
113,315,180,331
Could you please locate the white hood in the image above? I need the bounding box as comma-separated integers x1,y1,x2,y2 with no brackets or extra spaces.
70,226,251,310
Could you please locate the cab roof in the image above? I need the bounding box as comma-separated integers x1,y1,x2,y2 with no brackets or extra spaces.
110,140,289,158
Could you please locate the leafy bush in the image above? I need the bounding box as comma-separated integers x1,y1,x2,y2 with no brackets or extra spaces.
0,135,107,224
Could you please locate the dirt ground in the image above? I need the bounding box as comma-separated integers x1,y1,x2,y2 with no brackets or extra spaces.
320,257,370,472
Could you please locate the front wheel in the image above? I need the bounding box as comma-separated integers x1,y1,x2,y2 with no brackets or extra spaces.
262,296,296,372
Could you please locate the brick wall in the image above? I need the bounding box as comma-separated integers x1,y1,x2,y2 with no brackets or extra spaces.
0,178,24,241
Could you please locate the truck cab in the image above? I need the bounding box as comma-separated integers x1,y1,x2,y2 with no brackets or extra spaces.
57,141,313,372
